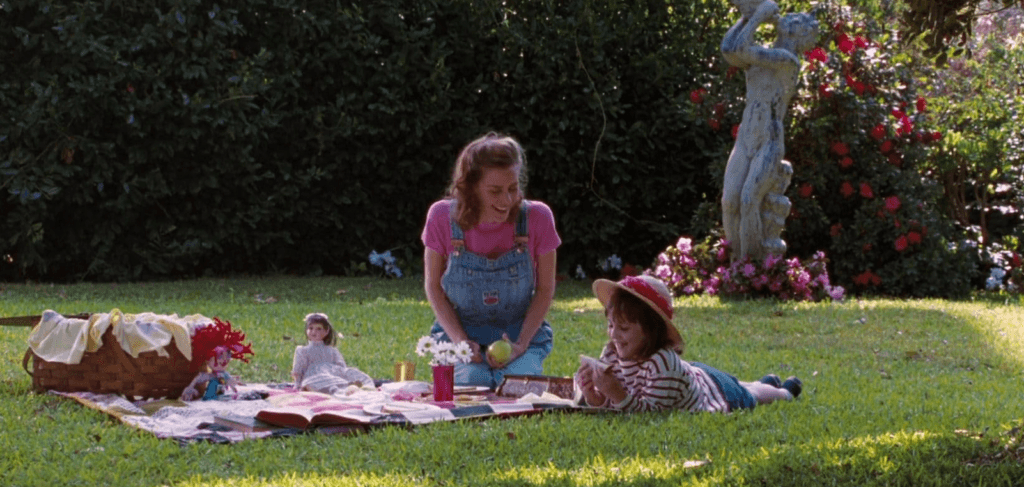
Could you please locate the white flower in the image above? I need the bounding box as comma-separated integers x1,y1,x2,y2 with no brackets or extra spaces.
453,341,472,363
415,336,437,357
415,335,473,365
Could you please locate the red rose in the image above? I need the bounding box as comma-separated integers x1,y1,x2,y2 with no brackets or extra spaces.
798,183,813,198
931,131,943,142
871,124,886,140
819,83,833,98
859,182,874,198
1012,252,1022,268
885,196,901,213
907,231,922,245
880,140,893,153
709,118,721,131
838,33,855,54
731,124,740,139
855,36,870,49
805,47,829,64
916,96,927,113
831,141,850,156
888,152,902,166
840,181,855,198
689,89,707,104
839,156,853,169
895,235,909,252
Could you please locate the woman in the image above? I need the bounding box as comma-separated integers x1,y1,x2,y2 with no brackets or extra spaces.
421,132,560,388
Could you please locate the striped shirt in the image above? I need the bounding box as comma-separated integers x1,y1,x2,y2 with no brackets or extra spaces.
588,344,729,413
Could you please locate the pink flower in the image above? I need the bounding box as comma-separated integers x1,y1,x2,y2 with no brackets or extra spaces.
752,275,769,289
742,263,756,278
675,237,693,254
885,196,901,213
859,182,874,198
764,254,781,269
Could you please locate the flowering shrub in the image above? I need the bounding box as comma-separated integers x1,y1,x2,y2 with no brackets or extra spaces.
369,250,403,278
983,245,1023,295
415,335,472,366
688,4,975,298
648,236,844,302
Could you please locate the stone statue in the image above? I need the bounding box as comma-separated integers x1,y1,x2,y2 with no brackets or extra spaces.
720,0,818,261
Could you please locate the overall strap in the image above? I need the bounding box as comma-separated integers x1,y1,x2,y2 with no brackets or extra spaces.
514,200,529,249
448,200,465,253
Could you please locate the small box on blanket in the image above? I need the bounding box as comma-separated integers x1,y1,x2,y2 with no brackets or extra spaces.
496,374,575,400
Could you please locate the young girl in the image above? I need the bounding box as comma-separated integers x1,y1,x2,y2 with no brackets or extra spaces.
422,132,561,388
291,313,374,393
575,275,802,412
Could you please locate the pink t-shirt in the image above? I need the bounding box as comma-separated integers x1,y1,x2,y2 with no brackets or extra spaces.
421,199,561,262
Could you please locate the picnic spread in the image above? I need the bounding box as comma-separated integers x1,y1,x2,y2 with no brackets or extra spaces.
18,310,598,444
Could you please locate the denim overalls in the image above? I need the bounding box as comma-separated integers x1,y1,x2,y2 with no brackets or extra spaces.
429,201,554,388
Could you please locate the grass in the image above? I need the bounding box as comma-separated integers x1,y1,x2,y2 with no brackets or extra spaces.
0,276,1022,486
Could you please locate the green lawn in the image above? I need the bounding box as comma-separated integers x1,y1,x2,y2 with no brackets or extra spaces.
1,277,1021,486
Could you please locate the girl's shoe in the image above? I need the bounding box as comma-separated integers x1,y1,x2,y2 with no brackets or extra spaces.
758,374,782,388
782,376,803,398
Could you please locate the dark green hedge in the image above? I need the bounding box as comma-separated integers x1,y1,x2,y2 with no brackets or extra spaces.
1,0,730,281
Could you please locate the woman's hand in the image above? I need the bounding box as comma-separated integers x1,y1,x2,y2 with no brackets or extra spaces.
485,333,524,368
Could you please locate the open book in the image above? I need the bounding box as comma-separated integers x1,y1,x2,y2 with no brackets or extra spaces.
255,404,371,429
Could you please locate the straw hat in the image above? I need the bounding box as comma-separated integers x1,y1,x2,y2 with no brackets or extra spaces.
592,275,683,351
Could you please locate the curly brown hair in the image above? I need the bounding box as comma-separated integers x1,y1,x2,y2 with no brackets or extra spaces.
446,132,528,229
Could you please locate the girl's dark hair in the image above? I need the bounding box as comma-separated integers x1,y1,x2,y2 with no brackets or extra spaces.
607,289,674,358
446,132,527,229
304,312,337,346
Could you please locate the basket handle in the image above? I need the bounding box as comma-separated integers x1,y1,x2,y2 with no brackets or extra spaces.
22,349,34,378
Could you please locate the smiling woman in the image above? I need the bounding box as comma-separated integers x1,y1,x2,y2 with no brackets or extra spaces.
420,132,561,389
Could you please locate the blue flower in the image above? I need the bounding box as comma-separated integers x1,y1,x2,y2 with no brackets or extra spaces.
575,264,587,280
176,11,185,24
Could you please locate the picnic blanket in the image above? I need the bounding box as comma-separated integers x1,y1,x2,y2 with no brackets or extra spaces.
52,381,590,444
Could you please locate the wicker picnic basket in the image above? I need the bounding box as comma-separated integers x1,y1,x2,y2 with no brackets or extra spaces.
21,315,195,399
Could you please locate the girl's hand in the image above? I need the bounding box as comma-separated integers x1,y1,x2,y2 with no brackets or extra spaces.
592,367,627,404
576,364,606,406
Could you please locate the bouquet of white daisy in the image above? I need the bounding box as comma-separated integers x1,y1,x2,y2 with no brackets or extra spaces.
415,335,472,366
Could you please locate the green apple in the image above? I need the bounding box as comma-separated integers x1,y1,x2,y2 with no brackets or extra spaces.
487,339,513,366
